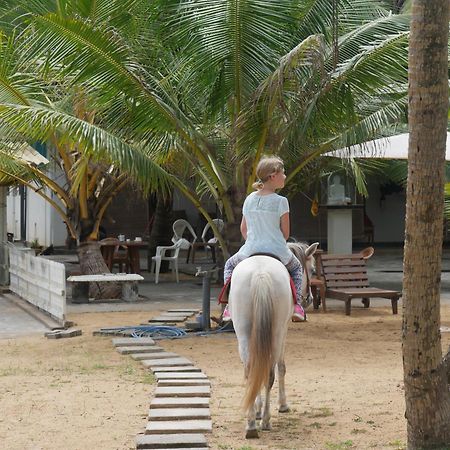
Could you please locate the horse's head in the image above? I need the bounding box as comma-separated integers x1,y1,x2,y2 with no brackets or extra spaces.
287,241,319,308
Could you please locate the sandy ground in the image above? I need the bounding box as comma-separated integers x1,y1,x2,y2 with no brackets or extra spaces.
0,305,449,450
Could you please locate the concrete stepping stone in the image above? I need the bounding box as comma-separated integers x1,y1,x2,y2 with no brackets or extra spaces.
149,408,211,421
149,316,187,323
142,357,193,368
146,419,212,435
150,366,200,373
166,309,199,313
163,312,190,317
158,379,210,387
150,397,209,409
112,337,155,347
116,346,164,355
154,386,210,398
132,352,179,361
155,372,207,380
136,433,208,449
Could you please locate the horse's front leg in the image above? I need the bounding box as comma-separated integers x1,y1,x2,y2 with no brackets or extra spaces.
278,360,289,413
261,367,275,430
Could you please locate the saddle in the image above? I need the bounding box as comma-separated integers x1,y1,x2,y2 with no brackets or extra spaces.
218,253,297,305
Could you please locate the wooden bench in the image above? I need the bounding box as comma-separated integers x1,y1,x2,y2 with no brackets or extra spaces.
67,273,144,303
320,253,401,315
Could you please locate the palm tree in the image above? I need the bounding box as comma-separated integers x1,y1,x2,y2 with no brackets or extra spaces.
402,0,450,447
0,29,172,297
0,0,410,258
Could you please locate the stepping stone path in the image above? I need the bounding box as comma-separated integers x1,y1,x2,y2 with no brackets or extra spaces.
112,310,211,449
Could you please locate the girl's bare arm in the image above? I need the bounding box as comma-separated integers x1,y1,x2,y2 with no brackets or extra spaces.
240,216,248,240
280,212,290,240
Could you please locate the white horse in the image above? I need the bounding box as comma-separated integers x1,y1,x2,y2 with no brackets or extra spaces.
228,242,318,438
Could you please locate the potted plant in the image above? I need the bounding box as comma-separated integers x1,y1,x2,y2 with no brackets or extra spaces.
29,239,43,256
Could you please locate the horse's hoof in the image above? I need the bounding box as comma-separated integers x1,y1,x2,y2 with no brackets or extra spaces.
279,404,290,413
261,422,272,431
256,412,262,420
245,429,259,439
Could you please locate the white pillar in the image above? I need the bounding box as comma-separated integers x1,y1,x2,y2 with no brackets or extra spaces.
327,208,353,254
0,186,9,285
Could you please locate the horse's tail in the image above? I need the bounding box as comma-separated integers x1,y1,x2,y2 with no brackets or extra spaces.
242,271,274,411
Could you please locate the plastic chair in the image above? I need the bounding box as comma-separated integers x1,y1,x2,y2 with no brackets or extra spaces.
200,218,225,260
171,219,197,261
150,240,183,284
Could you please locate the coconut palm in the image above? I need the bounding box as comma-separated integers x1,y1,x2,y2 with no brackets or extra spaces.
402,0,450,445
0,0,410,258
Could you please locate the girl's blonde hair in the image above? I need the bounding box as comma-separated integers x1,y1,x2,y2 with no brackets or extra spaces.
251,155,285,190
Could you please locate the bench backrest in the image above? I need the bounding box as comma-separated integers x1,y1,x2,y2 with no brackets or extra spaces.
320,254,370,289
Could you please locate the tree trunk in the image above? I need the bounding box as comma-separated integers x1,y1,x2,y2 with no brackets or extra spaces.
403,1,450,448
148,193,173,272
77,241,121,299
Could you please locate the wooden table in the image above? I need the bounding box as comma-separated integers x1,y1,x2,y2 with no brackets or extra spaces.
100,240,147,274
123,241,147,274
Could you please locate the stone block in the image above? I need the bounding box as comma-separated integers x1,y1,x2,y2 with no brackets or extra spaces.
145,420,212,434
116,346,163,355
154,386,210,398
141,357,192,368
131,352,178,361
149,316,187,323
155,372,206,380
157,380,210,387
136,433,208,449
150,397,209,409
151,366,200,373
112,337,155,347
148,408,211,421
166,309,199,313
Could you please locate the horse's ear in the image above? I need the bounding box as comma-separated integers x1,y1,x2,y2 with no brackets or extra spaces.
305,242,319,257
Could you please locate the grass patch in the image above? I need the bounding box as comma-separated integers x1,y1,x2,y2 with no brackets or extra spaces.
142,372,155,384
325,440,354,450
306,407,334,418
0,366,35,376
389,440,406,450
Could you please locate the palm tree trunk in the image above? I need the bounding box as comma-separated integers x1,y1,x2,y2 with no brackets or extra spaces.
403,1,450,448
148,192,173,272
77,241,121,299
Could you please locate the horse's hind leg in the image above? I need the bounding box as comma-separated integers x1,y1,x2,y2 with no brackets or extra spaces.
255,394,262,420
261,367,275,430
278,360,289,413
244,365,259,439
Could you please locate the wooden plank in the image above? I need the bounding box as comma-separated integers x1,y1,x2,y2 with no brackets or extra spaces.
326,280,370,288
321,266,366,274
327,288,400,298
325,273,368,280
322,259,365,267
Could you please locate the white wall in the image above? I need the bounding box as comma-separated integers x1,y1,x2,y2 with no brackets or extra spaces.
365,181,406,243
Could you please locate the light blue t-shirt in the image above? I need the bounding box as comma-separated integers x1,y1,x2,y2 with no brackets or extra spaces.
237,191,293,264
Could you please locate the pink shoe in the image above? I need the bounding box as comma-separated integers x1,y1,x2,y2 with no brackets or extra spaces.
222,305,231,322
292,303,306,322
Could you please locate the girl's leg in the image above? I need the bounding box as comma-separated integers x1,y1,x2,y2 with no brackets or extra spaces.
285,256,306,321
224,253,245,284
222,254,246,321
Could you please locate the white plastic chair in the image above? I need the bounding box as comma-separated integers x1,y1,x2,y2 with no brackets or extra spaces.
171,219,197,260
200,218,225,259
150,240,183,284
